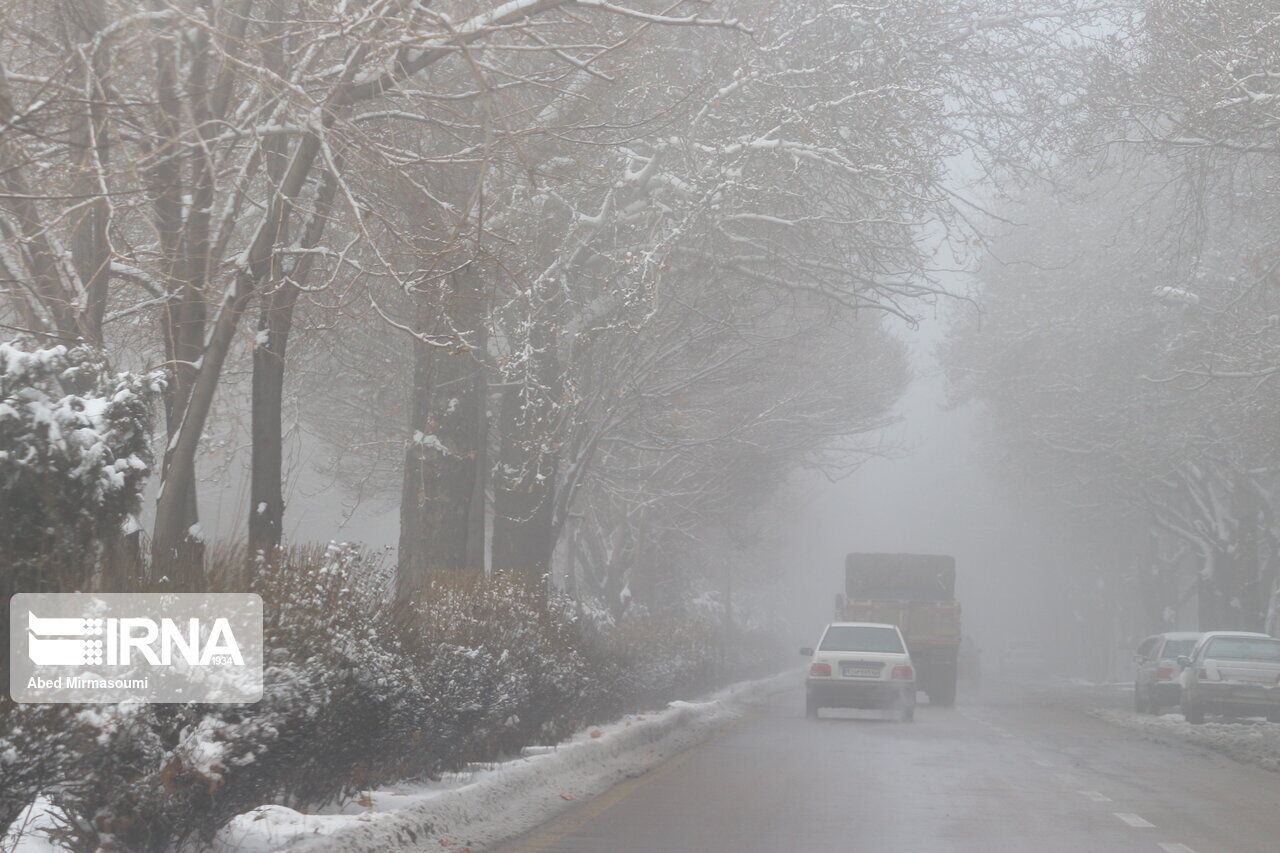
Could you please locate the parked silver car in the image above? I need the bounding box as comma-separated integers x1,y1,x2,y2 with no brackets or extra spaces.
1178,632,1280,724
1133,631,1202,714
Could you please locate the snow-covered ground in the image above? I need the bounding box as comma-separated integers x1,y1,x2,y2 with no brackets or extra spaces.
2,799,61,853
219,671,795,852
1014,678,1280,775
1091,708,1280,773
4,672,796,853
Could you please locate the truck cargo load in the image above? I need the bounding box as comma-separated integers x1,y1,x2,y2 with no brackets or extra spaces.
841,553,961,705
845,553,955,601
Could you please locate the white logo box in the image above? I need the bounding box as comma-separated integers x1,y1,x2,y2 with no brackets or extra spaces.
10,593,262,703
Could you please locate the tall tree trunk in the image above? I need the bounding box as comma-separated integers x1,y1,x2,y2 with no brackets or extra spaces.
492,308,562,588
1197,549,1239,631
1266,576,1280,637
1198,536,1263,632
247,180,334,557
0,70,80,339
396,266,486,600
150,28,204,582
466,316,489,572
66,0,112,345
1191,467,1268,632
247,1,290,560
1137,527,1170,633
248,307,289,556
246,2,336,556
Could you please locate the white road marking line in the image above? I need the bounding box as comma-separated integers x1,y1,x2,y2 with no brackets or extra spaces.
1157,844,1197,853
1032,758,1053,767
1114,812,1155,828
1055,772,1081,785
1078,790,1111,802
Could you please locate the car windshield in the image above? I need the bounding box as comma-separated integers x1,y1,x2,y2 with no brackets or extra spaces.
819,626,904,653
1204,637,1280,662
1161,639,1197,658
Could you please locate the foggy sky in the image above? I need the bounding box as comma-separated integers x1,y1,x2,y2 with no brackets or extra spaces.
778,279,1066,656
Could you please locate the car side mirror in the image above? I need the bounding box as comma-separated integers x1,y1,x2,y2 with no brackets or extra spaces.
799,647,813,657
1133,653,1145,663
1176,655,1191,669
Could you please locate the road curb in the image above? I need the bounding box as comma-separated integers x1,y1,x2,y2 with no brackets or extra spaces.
221,671,798,852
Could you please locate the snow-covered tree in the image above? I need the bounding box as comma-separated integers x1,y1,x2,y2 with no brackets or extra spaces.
948,166,1280,633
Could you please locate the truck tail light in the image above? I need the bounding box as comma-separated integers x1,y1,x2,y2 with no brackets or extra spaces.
810,662,831,677
1155,666,1173,681
1197,667,1208,680
891,665,914,680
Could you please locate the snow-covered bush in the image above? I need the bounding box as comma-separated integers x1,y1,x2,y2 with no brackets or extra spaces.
0,344,160,841
0,701,188,851
0,343,157,591
0,704,78,841
587,608,785,712
2,545,782,850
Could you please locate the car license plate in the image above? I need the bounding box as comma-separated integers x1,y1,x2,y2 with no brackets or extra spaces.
842,666,880,678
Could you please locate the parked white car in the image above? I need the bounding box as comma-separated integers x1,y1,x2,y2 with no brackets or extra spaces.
1177,631,1280,724
1134,631,1202,714
801,622,917,721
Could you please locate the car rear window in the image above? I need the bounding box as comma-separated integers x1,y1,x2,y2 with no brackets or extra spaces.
819,626,904,653
1160,639,1196,658
1204,637,1280,662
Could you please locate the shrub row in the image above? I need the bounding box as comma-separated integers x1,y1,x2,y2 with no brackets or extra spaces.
1,546,782,851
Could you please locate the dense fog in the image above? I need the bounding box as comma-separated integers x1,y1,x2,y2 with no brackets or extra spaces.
3,2,1280,851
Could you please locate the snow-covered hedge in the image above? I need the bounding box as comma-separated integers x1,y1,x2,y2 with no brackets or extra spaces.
1,546,782,851
0,343,156,591
0,344,161,845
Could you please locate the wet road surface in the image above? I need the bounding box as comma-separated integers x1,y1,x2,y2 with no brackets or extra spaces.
495,684,1280,852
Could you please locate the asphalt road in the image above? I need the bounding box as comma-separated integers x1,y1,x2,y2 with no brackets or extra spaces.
494,683,1280,853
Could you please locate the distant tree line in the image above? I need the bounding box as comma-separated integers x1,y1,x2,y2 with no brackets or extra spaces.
950,0,1280,636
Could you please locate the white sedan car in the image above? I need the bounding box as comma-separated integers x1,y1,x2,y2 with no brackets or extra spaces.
1178,631,1280,724
801,622,917,721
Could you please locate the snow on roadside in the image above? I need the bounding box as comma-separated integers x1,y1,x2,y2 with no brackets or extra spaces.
215,671,798,852
1092,709,1280,773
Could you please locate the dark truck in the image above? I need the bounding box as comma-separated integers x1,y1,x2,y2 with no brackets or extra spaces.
838,553,961,705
